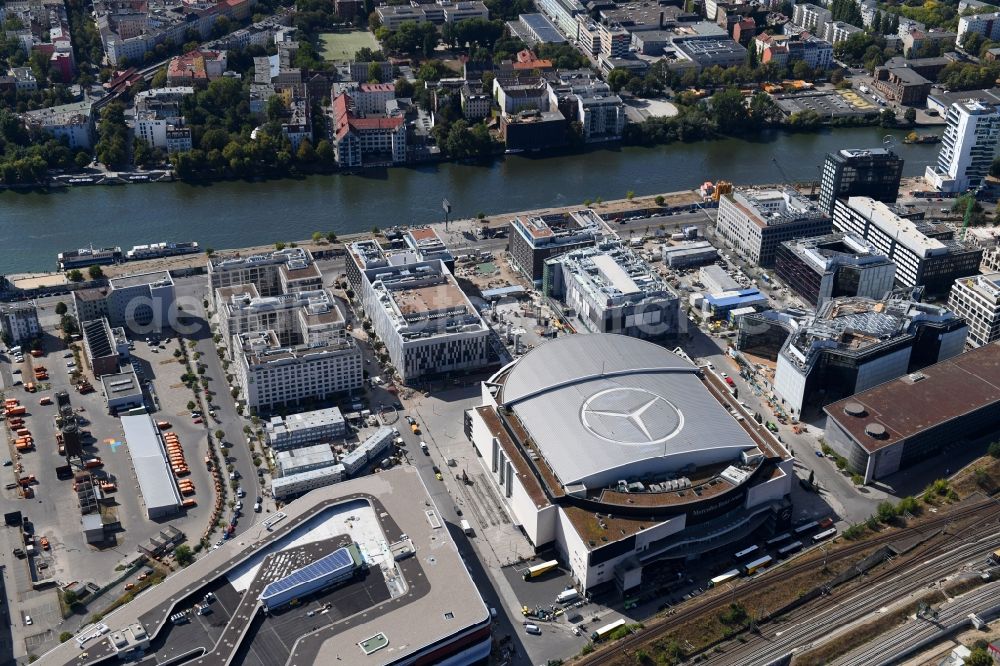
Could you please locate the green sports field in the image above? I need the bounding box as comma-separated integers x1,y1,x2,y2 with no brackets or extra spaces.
319,31,380,62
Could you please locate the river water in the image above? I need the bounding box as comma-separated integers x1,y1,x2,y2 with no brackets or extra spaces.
1,127,940,274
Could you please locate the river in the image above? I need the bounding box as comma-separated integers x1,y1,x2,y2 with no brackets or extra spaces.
1,127,941,274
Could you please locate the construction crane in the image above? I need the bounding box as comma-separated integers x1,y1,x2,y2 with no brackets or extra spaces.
771,157,819,196
961,184,984,241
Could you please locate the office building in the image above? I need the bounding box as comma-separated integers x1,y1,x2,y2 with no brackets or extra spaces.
403,226,455,272
832,197,983,294
265,407,347,450
276,443,338,477
818,148,904,215
925,100,1000,193
0,302,40,345
510,13,566,44
767,295,967,417
101,369,143,414
774,233,897,307
349,249,490,382
947,272,1000,348
825,341,1000,483
339,427,395,476
270,464,346,500
699,288,769,320
544,240,680,339
508,209,607,283
716,188,832,267
72,271,175,333
467,334,792,592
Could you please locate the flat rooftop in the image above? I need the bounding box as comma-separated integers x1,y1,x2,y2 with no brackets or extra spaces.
108,270,173,289
825,341,1000,452
35,467,488,666
392,281,470,318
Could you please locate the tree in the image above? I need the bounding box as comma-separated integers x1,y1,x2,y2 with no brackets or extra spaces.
55,302,67,315
296,139,317,163
367,61,383,83
316,139,334,163
59,632,73,643
965,647,993,666
95,102,128,167
876,500,897,522
63,590,78,605
87,265,104,280
607,69,631,93
626,190,635,200
275,241,286,250
903,107,917,124
325,231,338,243
174,544,194,566
655,195,665,206
187,400,196,411
988,440,1000,458
711,88,749,133
312,231,324,243
879,107,897,127
67,269,84,282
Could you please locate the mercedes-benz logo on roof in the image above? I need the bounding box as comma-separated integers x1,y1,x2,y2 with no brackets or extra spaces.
580,387,683,445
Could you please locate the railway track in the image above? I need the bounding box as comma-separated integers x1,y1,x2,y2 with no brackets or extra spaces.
574,497,1000,666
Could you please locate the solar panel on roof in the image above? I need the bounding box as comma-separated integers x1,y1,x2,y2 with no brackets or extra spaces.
260,547,355,600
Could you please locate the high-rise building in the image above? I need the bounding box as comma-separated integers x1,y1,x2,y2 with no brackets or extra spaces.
947,272,1000,348
833,197,983,294
925,99,1000,193
818,148,904,215
774,233,897,307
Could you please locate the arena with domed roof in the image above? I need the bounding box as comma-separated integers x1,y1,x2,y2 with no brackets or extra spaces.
467,334,794,592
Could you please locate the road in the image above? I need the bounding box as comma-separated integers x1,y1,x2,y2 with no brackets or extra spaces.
171,276,261,539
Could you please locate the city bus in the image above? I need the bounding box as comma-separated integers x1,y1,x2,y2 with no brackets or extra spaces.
709,570,741,588
777,541,803,558
812,527,837,543
590,618,627,642
765,533,792,548
734,545,760,560
793,521,819,536
522,560,559,580
742,555,773,576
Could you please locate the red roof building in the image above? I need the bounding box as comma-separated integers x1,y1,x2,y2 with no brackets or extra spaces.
331,93,406,168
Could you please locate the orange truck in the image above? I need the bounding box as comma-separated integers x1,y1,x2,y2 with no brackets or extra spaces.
30,349,43,358
84,458,103,469
15,429,30,437
5,405,26,416
157,421,171,429
38,396,51,406
181,498,197,508
24,383,35,393
18,475,36,486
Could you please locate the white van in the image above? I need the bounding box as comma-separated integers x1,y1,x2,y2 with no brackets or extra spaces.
461,519,473,535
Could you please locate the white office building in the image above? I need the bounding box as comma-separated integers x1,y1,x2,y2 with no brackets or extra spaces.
925,100,1000,193
265,406,347,450
270,464,346,500
947,272,1000,348
832,197,983,294
544,240,680,339
715,188,832,267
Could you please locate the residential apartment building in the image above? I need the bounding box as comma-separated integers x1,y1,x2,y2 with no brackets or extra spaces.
493,76,550,115
822,20,863,44
819,147,904,215
375,1,487,29
133,87,193,152
0,302,40,345
791,3,831,32
715,188,832,267
508,209,607,283
265,406,347,450
832,197,983,294
925,100,1000,193
959,11,1000,41
165,50,227,86
774,233,897,307
461,84,491,119
331,92,406,167
353,82,395,114
546,70,625,142
947,272,1000,347
544,240,680,339
22,101,93,150
347,242,490,382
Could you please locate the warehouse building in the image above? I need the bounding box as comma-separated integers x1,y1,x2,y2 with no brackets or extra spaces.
265,407,346,450
259,543,364,610
766,295,967,418
121,413,182,519
825,341,1000,482
774,233,897,307
662,240,718,268
833,197,982,295
467,334,792,592
544,239,680,339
